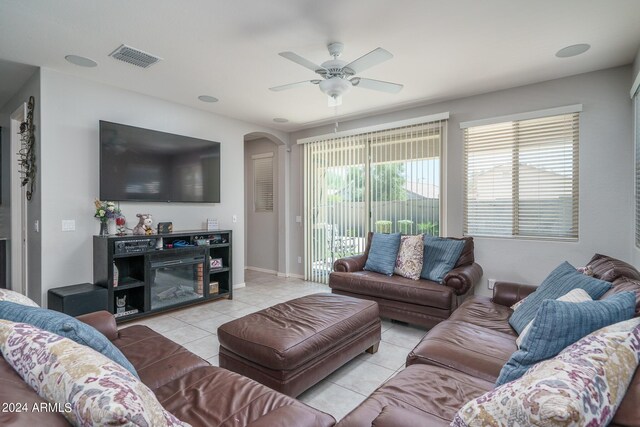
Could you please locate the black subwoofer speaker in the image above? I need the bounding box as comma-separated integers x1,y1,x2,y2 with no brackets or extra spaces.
48,283,108,316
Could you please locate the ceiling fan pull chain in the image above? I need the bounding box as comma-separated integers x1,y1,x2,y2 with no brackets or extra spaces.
334,105,339,133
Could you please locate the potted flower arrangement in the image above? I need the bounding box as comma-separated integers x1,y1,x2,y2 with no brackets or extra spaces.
94,199,121,236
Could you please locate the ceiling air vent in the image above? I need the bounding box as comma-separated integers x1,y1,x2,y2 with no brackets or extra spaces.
109,44,162,68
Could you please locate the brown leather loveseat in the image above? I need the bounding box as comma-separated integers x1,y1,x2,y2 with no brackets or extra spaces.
329,233,483,328
0,311,335,427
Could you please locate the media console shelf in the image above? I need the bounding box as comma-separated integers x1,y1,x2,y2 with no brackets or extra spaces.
93,230,232,322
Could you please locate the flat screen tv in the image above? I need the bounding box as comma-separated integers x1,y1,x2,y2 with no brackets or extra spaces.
100,121,221,203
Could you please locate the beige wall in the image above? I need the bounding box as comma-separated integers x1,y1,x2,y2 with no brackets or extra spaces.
244,137,279,272
37,69,287,303
4,65,636,298
0,69,42,303
290,66,634,295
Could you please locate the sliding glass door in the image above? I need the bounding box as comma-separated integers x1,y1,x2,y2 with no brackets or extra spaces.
304,119,446,283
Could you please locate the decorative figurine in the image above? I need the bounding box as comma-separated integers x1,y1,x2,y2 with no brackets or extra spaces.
115,215,127,236
132,213,154,235
115,295,126,314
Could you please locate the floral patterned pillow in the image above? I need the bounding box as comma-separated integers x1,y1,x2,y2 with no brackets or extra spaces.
577,265,594,276
452,317,640,427
0,289,38,307
394,234,424,280
0,320,190,427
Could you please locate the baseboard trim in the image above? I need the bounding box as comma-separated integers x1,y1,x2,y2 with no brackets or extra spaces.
245,266,278,275
233,282,246,289
245,267,305,280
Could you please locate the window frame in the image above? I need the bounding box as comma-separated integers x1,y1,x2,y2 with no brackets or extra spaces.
462,107,581,241
252,152,274,213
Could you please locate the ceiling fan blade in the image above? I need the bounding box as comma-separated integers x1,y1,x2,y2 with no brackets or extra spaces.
343,48,393,74
279,52,326,74
352,78,403,93
269,80,321,92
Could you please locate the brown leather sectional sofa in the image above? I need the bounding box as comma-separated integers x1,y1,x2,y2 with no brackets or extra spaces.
337,277,640,426
330,233,483,328
0,311,335,427
3,252,637,426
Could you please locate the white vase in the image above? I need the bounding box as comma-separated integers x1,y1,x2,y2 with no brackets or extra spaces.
108,219,117,235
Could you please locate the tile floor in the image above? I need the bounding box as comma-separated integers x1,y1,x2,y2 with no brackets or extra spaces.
122,269,429,421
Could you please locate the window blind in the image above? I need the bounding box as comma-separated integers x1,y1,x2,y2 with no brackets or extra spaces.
463,112,579,240
304,133,367,284
368,122,443,237
253,154,274,212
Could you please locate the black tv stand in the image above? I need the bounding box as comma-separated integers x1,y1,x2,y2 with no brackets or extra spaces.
93,230,232,322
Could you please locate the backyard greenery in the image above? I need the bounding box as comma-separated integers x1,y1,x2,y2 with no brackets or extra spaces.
375,220,392,233
417,221,439,236
396,220,414,234
326,164,407,203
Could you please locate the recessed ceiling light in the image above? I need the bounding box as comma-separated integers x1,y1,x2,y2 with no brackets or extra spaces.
273,118,289,123
198,95,219,103
555,44,590,58
65,54,97,67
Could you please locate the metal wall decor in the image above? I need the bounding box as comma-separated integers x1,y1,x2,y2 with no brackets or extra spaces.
18,96,36,201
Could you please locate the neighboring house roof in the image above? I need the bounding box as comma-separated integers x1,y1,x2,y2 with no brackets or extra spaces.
404,181,439,199
469,164,571,200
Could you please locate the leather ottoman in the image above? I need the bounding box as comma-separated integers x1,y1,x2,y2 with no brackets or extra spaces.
217,293,381,397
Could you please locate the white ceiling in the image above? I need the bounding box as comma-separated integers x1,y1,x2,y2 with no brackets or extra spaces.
1,0,639,131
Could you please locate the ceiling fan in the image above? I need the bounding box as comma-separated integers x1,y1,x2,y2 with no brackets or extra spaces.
269,42,403,106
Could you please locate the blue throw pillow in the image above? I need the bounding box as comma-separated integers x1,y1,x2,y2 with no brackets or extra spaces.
496,291,636,386
0,301,138,377
420,236,465,283
508,261,612,334
364,233,401,276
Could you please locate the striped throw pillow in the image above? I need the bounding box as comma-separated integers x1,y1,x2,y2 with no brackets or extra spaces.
420,236,465,283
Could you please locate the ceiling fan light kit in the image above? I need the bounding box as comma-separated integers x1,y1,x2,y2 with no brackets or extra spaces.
319,77,352,98
270,42,403,106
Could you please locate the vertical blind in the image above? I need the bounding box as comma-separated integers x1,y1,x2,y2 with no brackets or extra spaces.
463,112,579,240
368,123,443,237
303,119,445,283
253,153,274,212
304,134,366,284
